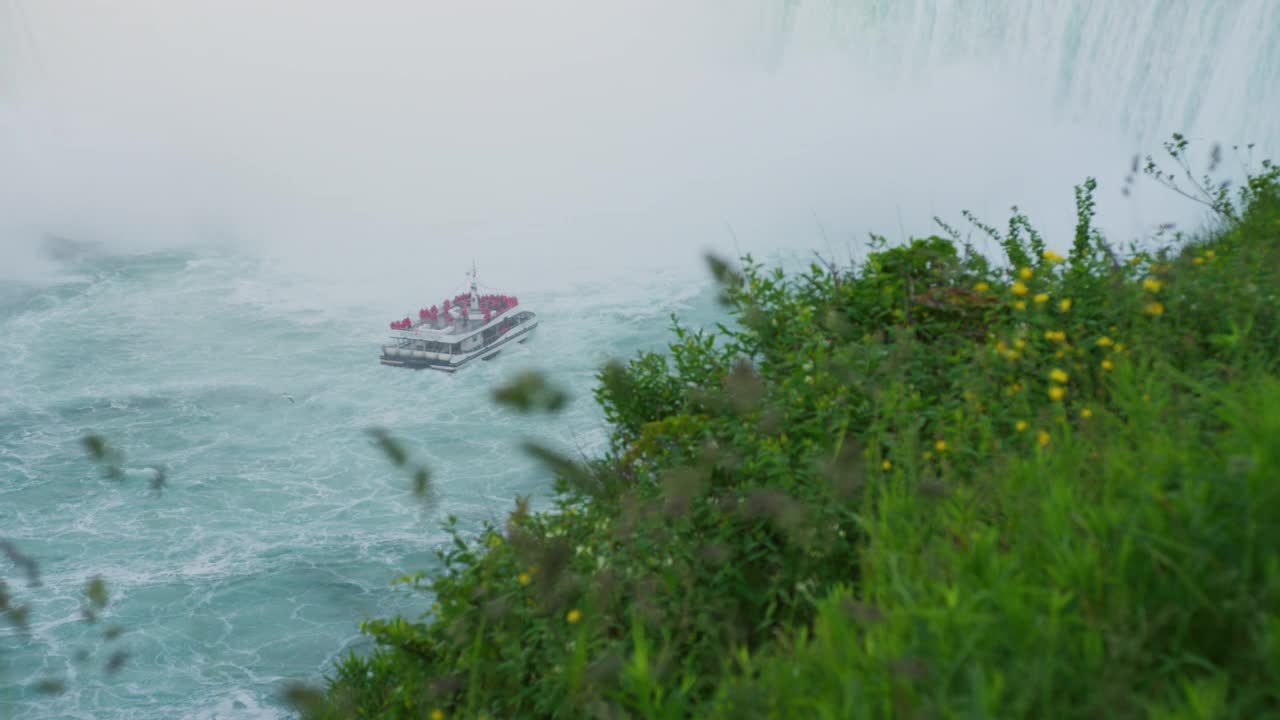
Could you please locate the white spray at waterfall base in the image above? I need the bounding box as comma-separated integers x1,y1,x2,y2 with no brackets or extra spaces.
2,0,1275,298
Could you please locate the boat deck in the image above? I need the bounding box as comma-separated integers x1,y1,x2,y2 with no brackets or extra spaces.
380,311,538,371
399,310,514,339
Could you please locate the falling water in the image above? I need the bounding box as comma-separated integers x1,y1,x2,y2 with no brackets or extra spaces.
770,0,1280,154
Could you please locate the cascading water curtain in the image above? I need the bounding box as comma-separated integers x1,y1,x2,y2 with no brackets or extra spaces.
767,0,1280,154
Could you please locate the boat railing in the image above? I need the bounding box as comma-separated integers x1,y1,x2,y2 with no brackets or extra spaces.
388,311,534,347
392,309,533,339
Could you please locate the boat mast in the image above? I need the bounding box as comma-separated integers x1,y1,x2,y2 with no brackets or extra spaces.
469,259,479,312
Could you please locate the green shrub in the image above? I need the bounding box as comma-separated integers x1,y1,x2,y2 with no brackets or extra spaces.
305,139,1280,719
714,374,1280,719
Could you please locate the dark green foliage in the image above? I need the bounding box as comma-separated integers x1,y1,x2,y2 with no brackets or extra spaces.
1,539,41,588
713,374,1280,719
0,577,32,634
6,434,166,695
3,561,129,695
82,433,125,481
302,137,1280,718
494,370,571,413
1071,176,1100,269
595,355,686,449
80,433,168,491
84,575,109,622
368,428,410,467
283,683,331,716
368,428,435,498
33,678,66,695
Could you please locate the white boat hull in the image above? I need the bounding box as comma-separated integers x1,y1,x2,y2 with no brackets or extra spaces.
380,314,537,371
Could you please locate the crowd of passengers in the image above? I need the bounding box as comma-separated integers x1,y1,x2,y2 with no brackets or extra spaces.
389,293,519,331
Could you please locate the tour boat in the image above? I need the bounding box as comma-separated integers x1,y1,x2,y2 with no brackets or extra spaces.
379,265,537,372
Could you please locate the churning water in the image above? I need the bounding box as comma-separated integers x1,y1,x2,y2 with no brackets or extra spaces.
0,250,721,718
3,1,1278,717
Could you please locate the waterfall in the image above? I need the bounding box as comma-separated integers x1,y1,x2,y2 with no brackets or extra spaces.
766,0,1280,155
2,1,1274,278
0,0,43,104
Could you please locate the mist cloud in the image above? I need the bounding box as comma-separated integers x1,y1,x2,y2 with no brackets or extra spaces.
1,2,1230,297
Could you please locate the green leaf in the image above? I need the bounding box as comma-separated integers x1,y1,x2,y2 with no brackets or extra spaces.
86,576,109,609
367,428,409,467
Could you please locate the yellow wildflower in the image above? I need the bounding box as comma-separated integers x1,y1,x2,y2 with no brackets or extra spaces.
1059,298,1072,312
1049,368,1069,383
1101,358,1114,370
1114,343,1126,353
1043,250,1065,263
1011,281,1030,296
1096,336,1114,347
1080,408,1093,419
1048,386,1065,401
1043,330,1066,343
431,711,445,720
1194,257,1205,265
518,572,531,586
1014,300,1027,310
935,440,948,453
1037,430,1050,447
1034,293,1050,304
1144,301,1165,316
1014,338,1026,349
1019,266,1034,280
975,281,990,292
1204,249,1215,258
566,609,582,624
1142,277,1164,293
1015,420,1029,432
882,459,892,471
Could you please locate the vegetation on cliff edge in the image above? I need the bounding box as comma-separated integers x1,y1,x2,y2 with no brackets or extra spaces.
285,137,1280,719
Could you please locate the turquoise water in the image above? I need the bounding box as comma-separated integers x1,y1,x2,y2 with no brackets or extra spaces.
0,249,722,718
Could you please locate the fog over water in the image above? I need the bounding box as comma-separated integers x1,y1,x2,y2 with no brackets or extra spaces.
7,2,1270,291
2,2,1276,717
